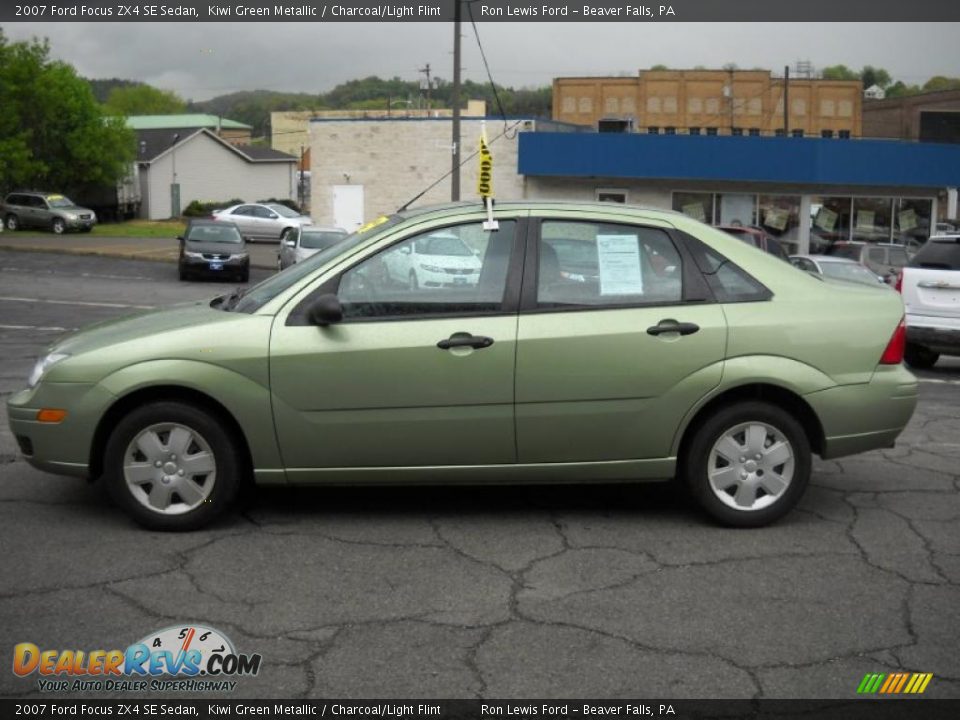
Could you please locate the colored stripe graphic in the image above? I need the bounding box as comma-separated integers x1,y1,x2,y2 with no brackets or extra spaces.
858,672,933,694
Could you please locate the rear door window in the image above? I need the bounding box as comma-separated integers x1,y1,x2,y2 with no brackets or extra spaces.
910,240,960,270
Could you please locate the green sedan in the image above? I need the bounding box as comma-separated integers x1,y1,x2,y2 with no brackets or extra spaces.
7,202,918,530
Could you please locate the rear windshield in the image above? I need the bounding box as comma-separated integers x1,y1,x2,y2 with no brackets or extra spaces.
909,239,960,271
301,230,347,250
187,224,242,244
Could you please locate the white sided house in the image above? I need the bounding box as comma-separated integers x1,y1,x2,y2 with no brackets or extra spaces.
136,128,298,219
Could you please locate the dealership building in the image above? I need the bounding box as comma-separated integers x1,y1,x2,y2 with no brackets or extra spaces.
308,116,960,250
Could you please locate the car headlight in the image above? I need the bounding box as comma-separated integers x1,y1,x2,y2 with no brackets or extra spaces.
420,264,444,272
63,213,78,220
230,253,249,260
184,251,204,259
28,352,70,389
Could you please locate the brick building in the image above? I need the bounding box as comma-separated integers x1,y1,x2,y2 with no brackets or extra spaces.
862,89,960,143
553,69,862,138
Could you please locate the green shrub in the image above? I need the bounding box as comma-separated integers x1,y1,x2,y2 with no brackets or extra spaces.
182,199,245,217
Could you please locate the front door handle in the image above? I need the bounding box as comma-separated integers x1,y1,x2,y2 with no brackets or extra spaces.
437,334,494,350
646,319,700,336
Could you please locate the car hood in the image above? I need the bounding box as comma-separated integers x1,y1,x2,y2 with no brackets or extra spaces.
50,301,248,360
185,241,246,254
419,255,482,269
58,205,95,214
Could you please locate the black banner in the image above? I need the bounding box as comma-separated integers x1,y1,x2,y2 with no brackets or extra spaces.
3,699,960,720
2,0,960,23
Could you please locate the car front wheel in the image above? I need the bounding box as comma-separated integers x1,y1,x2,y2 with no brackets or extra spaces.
5,214,20,231
103,401,241,530
683,401,811,527
51,218,66,234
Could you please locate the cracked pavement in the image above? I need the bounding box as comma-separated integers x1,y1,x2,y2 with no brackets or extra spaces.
1,250,958,700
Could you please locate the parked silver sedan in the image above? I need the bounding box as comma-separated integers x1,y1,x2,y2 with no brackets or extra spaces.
277,225,349,270
790,254,887,287
212,202,314,243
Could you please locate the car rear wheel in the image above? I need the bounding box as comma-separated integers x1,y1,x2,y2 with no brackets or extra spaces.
683,401,810,527
904,343,939,370
5,214,19,231
103,401,241,531
51,218,66,234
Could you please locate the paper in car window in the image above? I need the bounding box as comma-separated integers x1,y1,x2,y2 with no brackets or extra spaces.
597,234,643,296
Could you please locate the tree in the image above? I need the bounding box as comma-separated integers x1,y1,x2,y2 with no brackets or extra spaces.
104,84,187,115
860,66,892,89
821,64,859,81
922,76,960,93
0,30,134,195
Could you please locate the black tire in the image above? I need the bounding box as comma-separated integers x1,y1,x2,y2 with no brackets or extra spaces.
5,214,19,231
103,401,241,531
51,218,66,234
904,343,939,370
178,266,188,281
682,401,811,528
239,268,250,283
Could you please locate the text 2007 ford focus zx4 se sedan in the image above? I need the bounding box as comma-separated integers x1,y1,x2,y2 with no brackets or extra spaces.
7,202,918,530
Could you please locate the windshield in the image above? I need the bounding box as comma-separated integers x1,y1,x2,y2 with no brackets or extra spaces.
301,230,347,250
820,262,880,286
46,196,75,208
186,224,242,244
419,236,473,256
230,215,403,313
909,238,960,270
268,204,300,218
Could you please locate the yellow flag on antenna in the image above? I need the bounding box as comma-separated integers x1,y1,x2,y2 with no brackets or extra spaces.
477,127,493,199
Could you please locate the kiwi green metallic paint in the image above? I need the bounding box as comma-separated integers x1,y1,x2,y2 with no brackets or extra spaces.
6,202,918,529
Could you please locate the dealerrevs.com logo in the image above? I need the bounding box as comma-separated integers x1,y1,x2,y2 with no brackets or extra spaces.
13,625,262,693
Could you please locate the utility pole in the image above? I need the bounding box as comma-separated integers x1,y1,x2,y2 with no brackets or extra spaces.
419,63,432,111
451,1,461,201
784,65,790,135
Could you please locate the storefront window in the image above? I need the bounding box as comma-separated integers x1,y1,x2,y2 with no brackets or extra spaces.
852,197,893,243
758,195,801,253
893,198,933,252
672,192,714,224
809,196,852,252
716,193,757,227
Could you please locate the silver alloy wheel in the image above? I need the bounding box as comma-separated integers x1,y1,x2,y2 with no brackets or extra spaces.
123,423,216,515
707,421,794,512
52,218,65,234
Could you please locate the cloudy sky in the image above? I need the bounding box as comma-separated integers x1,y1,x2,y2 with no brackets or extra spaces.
3,22,959,100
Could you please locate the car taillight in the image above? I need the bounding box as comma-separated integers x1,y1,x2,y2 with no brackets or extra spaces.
880,318,906,365
894,270,903,292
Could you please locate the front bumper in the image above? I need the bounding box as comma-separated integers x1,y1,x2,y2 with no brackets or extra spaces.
805,364,918,460
182,256,249,276
7,382,116,479
64,217,96,230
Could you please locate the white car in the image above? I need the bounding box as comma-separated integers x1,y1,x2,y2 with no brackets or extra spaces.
789,254,887,287
898,234,960,368
278,225,348,270
212,202,313,242
382,232,482,289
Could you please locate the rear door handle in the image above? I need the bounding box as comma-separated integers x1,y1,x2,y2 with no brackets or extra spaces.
437,334,494,350
646,319,700,336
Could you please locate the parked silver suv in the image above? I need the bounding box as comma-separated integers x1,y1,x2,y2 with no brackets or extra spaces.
898,234,960,368
1,192,97,234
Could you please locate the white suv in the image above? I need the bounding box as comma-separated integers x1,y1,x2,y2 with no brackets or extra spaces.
898,234,960,368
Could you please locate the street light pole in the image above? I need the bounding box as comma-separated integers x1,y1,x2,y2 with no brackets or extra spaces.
451,0,461,201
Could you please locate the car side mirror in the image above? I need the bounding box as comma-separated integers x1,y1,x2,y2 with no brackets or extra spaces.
284,239,296,247
308,294,343,327
268,213,278,219
399,246,412,255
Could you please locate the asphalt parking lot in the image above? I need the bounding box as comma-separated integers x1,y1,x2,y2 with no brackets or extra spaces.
0,248,958,700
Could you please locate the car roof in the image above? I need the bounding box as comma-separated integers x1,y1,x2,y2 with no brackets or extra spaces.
397,200,686,220
301,226,346,233
188,219,239,229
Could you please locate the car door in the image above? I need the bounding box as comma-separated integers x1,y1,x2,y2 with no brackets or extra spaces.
253,205,283,240
227,205,256,236
515,216,728,463
269,217,525,478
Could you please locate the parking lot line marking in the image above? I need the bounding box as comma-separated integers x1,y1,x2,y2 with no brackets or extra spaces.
0,295,154,309
0,324,73,332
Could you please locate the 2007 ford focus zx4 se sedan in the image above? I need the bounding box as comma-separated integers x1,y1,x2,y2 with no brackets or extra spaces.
7,202,918,530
